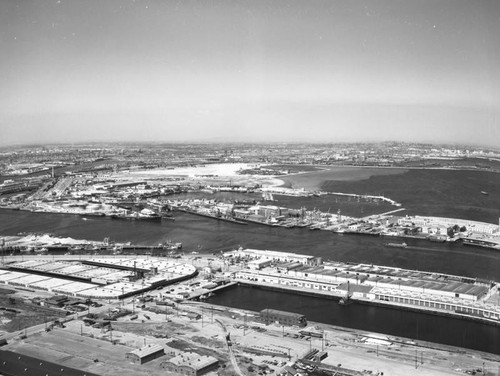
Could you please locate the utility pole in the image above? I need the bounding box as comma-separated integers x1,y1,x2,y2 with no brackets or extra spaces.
1,238,4,266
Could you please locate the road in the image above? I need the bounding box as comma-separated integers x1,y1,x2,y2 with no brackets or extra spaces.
215,319,245,376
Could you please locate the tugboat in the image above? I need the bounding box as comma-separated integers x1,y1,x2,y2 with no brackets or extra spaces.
339,281,353,306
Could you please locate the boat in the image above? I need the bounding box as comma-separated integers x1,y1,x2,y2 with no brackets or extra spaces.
481,191,489,195
339,281,353,306
385,242,407,248
180,208,248,225
427,235,447,243
234,199,256,206
339,296,353,305
262,192,276,202
110,210,162,222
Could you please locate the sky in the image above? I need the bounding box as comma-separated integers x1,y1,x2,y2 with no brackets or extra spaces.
1,0,499,146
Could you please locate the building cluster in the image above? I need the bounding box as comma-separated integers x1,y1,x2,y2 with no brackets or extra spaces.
0,257,197,299
397,215,499,235
124,344,220,375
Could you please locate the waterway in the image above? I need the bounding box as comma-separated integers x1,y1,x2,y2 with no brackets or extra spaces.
0,168,499,354
2,208,499,280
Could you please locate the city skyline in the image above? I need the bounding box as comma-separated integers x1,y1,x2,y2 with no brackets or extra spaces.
1,0,499,146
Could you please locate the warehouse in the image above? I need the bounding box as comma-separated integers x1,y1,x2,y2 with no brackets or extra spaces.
125,344,165,364
260,308,307,327
160,352,219,375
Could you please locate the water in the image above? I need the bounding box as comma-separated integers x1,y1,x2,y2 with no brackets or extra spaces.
319,168,500,223
208,285,500,355
1,168,499,354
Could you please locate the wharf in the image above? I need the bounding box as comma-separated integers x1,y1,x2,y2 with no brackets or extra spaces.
325,192,402,207
234,217,282,227
188,281,238,300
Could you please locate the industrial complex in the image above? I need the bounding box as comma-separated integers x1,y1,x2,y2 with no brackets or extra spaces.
1,257,197,299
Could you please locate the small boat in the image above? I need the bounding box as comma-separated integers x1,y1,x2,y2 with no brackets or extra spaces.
481,191,489,195
339,281,353,306
339,296,353,306
385,242,408,248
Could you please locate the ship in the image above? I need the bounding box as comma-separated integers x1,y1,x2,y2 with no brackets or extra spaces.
234,199,257,206
480,191,489,195
177,207,248,225
385,242,408,248
110,208,162,222
427,235,447,243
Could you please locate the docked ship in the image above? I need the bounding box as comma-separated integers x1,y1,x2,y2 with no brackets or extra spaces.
177,207,248,225
110,208,162,222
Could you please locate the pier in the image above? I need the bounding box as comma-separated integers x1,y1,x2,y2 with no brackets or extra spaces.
326,192,402,207
223,248,500,327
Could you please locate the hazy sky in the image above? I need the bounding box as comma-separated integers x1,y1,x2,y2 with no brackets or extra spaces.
1,0,499,146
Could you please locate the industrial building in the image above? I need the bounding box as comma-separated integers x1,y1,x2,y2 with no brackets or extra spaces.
260,308,307,327
225,248,320,265
125,344,165,364
160,352,219,376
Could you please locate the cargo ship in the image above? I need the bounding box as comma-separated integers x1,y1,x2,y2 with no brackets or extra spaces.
176,207,248,225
